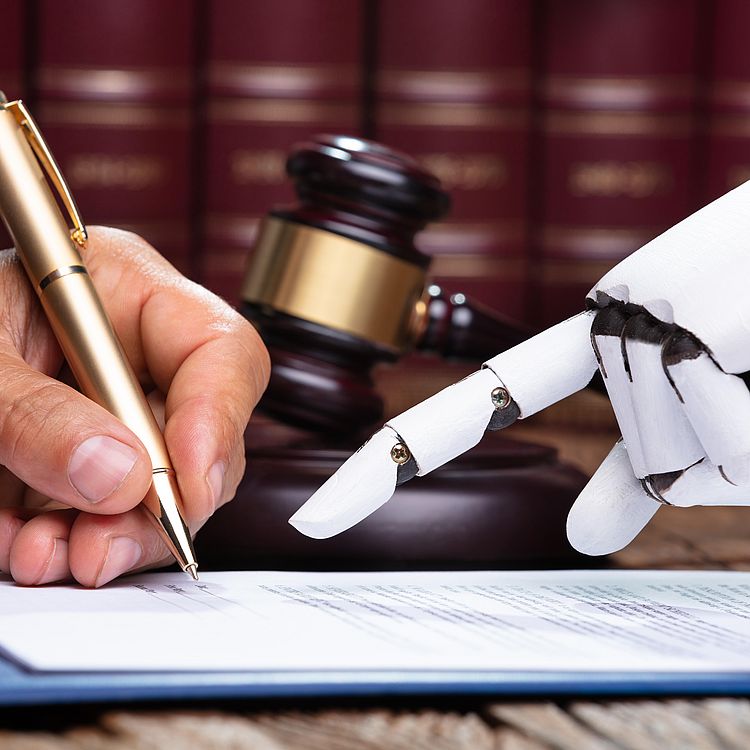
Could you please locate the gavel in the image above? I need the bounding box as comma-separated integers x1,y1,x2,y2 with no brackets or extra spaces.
240,134,531,435
196,135,595,570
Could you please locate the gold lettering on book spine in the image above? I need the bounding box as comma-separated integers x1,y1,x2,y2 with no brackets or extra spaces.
545,111,693,137
208,63,360,96
541,226,657,257
36,102,190,128
379,103,527,130
377,68,530,100
431,254,525,279
419,153,508,191
68,154,165,190
230,150,287,186
37,68,192,98
208,100,358,125
568,161,674,198
545,75,694,107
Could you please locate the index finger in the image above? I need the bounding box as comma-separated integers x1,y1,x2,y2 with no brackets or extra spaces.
290,312,598,538
84,227,270,525
483,310,599,417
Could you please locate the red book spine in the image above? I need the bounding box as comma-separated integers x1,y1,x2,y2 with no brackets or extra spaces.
202,0,364,304
0,0,24,248
533,0,702,326
0,0,23,99
703,0,750,202
31,0,197,274
374,0,532,319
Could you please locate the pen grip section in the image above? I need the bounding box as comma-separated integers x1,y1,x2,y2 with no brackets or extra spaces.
39,271,173,472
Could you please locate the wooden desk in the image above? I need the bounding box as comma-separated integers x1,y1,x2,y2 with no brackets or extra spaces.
2,429,750,749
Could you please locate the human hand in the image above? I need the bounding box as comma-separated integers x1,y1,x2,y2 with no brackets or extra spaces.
289,181,750,555
0,227,269,586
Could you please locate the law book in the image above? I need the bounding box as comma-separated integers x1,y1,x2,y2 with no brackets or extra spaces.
532,0,703,327
31,0,197,276
201,0,365,305
702,0,750,203
0,0,24,250
373,0,532,320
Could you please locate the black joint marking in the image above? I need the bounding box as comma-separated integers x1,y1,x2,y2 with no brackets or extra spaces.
662,331,709,403
591,305,630,380
643,458,703,504
395,457,418,485
589,327,605,378
591,304,629,337
486,399,521,431
593,291,618,309
622,312,671,345
646,468,685,501
640,478,668,504
719,465,738,486
619,311,668,382
662,331,704,366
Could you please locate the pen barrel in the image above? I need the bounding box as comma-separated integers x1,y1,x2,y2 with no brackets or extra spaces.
40,272,172,468
39,272,196,570
0,108,82,282
0,104,196,571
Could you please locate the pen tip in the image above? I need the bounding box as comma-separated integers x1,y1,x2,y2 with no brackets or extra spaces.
186,564,199,581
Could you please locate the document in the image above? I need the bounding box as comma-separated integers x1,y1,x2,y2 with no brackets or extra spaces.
1,570,750,674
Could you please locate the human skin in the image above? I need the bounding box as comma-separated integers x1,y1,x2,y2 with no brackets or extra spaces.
0,227,270,587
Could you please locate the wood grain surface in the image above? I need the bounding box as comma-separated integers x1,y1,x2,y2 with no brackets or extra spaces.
2,428,749,750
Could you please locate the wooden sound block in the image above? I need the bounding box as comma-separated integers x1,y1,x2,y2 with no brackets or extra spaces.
196,423,596,570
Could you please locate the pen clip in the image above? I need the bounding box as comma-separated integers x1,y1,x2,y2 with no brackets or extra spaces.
7,99,88,247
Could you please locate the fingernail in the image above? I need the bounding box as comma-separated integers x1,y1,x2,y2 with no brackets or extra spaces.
69,435,139,503
96,536,142,588
207,461,226,509
35,538,69,585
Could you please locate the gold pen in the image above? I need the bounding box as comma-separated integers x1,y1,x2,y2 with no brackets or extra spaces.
0,94,198,580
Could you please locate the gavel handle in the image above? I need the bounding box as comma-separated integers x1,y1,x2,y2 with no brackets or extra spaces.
418,286,533,359
418,287,606,394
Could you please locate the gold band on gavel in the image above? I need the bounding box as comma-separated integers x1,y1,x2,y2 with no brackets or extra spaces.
241,217,429,352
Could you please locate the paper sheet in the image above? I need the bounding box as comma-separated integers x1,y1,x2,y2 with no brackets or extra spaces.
2,570,750,673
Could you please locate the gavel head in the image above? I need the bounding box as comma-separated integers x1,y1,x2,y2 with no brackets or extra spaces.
240,134,451,435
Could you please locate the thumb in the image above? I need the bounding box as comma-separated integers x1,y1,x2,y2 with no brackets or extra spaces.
0,353,152,512
566,440,660,555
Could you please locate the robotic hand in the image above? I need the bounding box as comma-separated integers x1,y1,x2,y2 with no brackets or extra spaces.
289,180,750,556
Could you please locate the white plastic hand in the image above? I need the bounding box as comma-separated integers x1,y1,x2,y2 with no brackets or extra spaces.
291,180,750,556
568,179,750,554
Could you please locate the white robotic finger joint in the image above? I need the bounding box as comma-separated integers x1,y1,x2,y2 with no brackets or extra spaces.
387,368,502,476
667,354,750,483
484,311,599,418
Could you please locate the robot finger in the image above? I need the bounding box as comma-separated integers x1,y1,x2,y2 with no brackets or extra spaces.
622,312,704,475
289,426,402,539
664,334,750,485
643,457,750,507
591,305,648,477
566,440,661,555
483,310,599,418
291,312,599,539
289,368,505,539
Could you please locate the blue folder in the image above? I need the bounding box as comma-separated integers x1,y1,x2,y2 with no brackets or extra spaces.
2,654,749,706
